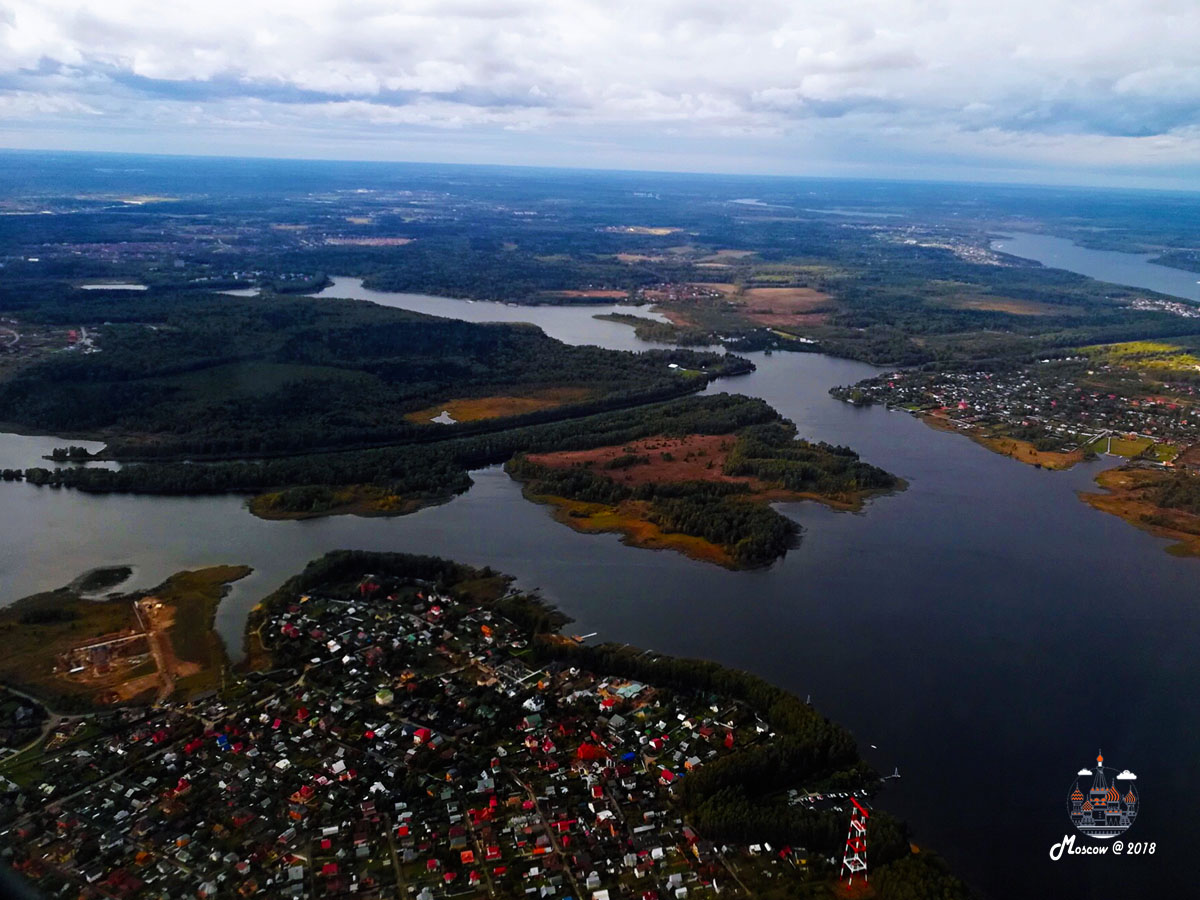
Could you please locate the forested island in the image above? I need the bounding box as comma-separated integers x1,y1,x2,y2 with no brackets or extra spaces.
508,420,899,567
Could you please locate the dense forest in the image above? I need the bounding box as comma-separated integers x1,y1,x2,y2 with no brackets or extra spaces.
0,282,745,458
21,393,786,507
1149,470,1200,516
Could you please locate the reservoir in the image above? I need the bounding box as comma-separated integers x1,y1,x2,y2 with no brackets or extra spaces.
1,276,1195,899
992,231,1200,303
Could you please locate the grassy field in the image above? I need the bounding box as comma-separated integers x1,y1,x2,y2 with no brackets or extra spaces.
1084,340,1200,373
1087,435,1156,457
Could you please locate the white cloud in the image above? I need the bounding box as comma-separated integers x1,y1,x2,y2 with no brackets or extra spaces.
1,0,1198,181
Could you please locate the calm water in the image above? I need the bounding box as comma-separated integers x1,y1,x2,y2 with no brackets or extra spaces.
310,277,681,351
1,280,1195,898
993,231,1200,302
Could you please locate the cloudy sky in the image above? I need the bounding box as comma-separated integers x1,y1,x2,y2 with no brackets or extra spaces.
2,0,1198,187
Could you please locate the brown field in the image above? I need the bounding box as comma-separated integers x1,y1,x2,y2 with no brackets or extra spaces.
527,434,745,487
696,249,757,263
345,216,373,224
1081,468,1200,556
325,236,413,246
406,387,595,424
940,295,1079,316
0,566,248,707
701,285,835,326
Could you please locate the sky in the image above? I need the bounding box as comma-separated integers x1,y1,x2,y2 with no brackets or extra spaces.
1,0,1198,189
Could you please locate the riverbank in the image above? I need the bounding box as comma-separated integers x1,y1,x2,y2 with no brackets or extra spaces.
920,412,1084,469
1080,467,1200,556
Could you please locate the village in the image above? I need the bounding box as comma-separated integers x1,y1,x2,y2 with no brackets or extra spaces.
0,568,863,899
833,355,1200,465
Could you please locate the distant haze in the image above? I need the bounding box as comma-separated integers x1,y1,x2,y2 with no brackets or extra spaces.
1,1,1198,189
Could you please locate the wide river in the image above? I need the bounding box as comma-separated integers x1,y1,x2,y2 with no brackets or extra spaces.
2,240,1196,898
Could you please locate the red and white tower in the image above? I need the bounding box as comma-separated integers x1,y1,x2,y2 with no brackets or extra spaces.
840,797,870,887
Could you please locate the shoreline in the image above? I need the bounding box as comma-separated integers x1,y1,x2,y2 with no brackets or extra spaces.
918,411,1084,469
247,485,448,521
1079,467,1200,557
519,481,902,569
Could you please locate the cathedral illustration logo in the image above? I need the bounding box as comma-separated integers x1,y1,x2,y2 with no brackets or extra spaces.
1068,751,1138,839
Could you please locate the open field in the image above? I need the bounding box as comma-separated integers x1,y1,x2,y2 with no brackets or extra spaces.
615,253,670,264
1087,434,1156,458
527,434,744,487
0,588,140,708
980,436,1083,469
695,283,834,326
1084,340,1200,373
154,565,252,697
405,386,595,424
939,294,1081,316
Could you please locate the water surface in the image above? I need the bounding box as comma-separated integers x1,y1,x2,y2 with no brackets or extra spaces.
993,231,1200,303
0,281,1193,899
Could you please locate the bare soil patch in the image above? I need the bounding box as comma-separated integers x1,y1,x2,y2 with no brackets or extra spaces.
406,387,595,424
526,434,745,487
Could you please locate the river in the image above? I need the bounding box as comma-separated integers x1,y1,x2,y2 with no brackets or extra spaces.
993,231,1200,303
2,249,1196,898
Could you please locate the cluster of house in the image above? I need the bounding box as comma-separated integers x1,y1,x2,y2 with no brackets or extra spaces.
0,574,818,899
1128,297,1200,319
841,360,1200,458
634,284,725,305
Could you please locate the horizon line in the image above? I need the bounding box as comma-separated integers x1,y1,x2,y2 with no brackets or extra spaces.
3,144,1198,197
